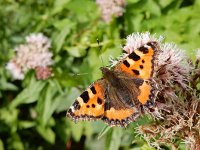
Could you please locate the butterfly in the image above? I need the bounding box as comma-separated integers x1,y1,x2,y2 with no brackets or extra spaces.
66,41,159,127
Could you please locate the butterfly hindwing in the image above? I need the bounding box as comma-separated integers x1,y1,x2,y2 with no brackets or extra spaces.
67,79,106,121
102,78,144,126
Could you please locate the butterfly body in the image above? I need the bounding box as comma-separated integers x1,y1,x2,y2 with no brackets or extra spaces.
67,41,159,127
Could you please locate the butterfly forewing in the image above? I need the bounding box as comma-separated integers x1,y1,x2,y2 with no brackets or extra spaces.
114,42,159,79
113,42,158,105
67,79,106,121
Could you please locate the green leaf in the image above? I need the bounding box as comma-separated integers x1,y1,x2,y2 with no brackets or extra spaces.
54,21,75,52
146,0,161,17
0,139,4,150
0,108,19,132
64,45,87,57
36,125,55,144
52,0,71,15
18,121,36,129
65,0,98,22
71,122,84,142
55,118,71,142
36,79,67,125
55,87,81,113
7,133,25,150
0,78,18,91
106,128,123,150
98,126,112,140
10,79,46,108
140,144,155,150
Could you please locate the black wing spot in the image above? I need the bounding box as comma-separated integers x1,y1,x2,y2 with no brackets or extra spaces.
139,46,149,54
92,104,95,108
97,97,103,105
132,69,140,75
123,60,130,67
68,108,73,114
140,65,144,69
128,51,140,61
73,101,81,110
86,105,90,108
142,59,145,63
90,86,97,94
80,91,89,103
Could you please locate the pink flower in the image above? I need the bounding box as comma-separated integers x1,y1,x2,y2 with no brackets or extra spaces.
96,0,126,23
123,32,163,54
6,33,53,80
6,60,24,80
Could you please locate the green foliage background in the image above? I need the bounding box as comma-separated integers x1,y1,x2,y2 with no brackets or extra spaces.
0,0,200,149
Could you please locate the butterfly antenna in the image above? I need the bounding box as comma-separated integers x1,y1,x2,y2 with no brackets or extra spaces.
97,38,105,67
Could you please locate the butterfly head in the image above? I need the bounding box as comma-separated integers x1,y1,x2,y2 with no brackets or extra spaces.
100,67,110,74
100,67,114,78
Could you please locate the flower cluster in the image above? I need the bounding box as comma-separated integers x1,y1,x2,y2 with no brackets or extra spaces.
96,0,126,23
120,32,200,149
123,32,163,54
6,33,53,80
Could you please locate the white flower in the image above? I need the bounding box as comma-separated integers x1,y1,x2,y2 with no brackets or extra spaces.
25,33,51,52
6,60,24,80
196,49,200,60
156,43,190,83
123,32,163,54
6,33,53,80
96,0,126,23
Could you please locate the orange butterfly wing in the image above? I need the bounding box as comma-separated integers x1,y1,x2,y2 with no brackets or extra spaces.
67,42,159,127
67,79,106,121
114,42,159,105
